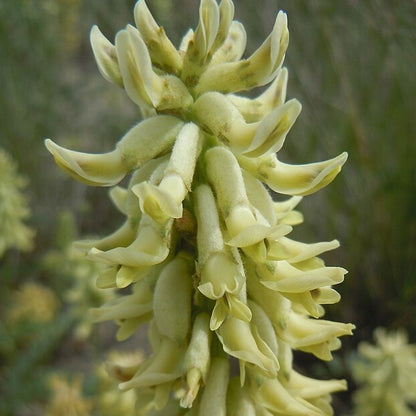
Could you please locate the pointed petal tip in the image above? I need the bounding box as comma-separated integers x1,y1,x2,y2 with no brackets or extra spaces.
89,24,99,37
44,138,57,154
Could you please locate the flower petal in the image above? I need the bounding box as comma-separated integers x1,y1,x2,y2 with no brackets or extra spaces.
134,0,182,73
44,139,125,186
90,25,123,87
153,255,193,345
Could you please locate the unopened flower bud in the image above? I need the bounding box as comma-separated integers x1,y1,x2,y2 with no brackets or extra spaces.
227,378,257,416
181,313,212,408
198,357,230,416
153,254,193,345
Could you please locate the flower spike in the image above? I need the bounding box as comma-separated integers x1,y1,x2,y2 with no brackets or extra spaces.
46,1,353,414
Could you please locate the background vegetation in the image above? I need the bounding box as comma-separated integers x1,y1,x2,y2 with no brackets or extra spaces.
1,0,415,414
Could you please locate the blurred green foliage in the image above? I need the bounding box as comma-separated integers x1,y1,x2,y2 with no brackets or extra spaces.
0,0,415,414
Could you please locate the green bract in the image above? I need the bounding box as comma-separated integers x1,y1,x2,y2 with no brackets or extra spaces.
46,1,354,414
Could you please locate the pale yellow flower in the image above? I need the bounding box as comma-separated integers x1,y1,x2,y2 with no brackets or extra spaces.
352,328,416,416
46,374,92,416
0,149,34,256
8,282,59,324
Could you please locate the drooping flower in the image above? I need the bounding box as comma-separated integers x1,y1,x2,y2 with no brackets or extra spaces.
46,0,353,414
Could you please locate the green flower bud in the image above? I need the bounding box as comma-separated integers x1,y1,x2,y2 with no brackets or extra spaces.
227,378,257,416
181,313,212,408
153,254,193,345
197,357,230,416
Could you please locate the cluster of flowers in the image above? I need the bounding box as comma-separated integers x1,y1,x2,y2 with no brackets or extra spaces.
45,350,144,416
352,328,416,416
7,282,59,325
0,148,34,257
43,211,115,340
46,1,354,414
